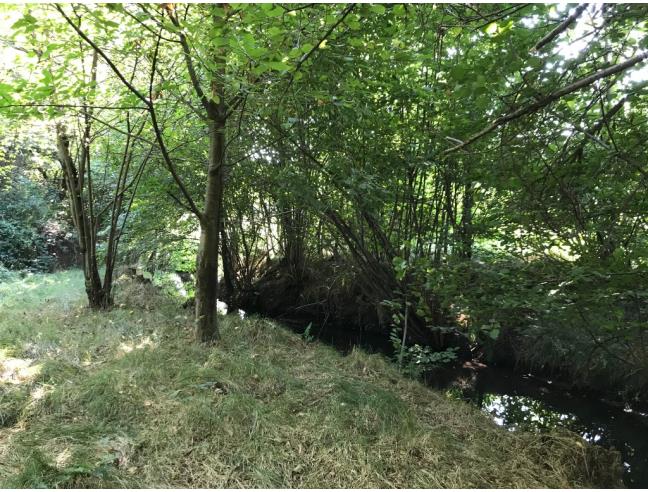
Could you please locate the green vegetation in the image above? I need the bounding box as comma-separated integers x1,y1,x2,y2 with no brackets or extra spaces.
0,129,67,272
1,4,646,400
0,272,621,487
0,3,647,486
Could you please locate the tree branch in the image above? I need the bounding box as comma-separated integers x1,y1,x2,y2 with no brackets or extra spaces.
534,3,590,52
164,4,211,114
57,4,203,219
0,103,147,111
55,4,151,107
443,51,648,154
282,4,356,98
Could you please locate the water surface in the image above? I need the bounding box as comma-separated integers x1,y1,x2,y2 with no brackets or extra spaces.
450,367,648,488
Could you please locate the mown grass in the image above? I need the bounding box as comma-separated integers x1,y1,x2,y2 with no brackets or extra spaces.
0,270,622,487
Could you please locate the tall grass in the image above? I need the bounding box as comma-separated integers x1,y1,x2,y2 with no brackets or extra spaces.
0,270,621,487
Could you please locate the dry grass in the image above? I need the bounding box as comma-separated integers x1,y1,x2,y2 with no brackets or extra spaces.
0,270,622,487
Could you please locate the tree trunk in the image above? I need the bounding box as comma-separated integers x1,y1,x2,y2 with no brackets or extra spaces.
195,117,225,342
280,207,307,283
220,220,237,311
193,5,229,343
458,181,473,259
87,285,112,309
56,124,112,310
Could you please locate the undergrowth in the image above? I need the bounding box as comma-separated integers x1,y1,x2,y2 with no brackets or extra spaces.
0,270,622,487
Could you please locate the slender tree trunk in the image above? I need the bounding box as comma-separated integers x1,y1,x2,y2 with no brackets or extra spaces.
56,126,111,309
220,220,236,310
280,208,307,282
458,181,473,259
195,113,226,341
192,4,229,342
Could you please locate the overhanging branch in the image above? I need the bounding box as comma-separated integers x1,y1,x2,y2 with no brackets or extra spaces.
443,51,648,155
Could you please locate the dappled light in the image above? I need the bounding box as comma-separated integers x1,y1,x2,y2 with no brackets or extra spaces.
1,2,647,488
29,385,48,402
0,356,41,385
54,448,72,468
117,336,157,357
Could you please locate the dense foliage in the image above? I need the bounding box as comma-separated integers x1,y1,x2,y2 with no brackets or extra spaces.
1,3,647,400
0,128,69,273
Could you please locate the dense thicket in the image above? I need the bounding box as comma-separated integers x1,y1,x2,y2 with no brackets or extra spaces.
0,128,75,274
1,3,647,401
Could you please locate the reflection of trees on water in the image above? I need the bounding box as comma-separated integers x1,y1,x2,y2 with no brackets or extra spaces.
482,394,578,430
481,394,595,435
474,393,645,487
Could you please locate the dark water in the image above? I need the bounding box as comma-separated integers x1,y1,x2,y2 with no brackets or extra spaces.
433,366,648,488
281,319,648,488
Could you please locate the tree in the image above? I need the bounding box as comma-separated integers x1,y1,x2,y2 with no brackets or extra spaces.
2,3,647,395
2,7,153,308
54,2,356,341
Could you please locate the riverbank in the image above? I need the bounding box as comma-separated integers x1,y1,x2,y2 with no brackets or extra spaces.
0,271,621,487
256,313,648,487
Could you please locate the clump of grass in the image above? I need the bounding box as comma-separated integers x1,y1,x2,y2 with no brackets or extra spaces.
0,386,30,428
0,270,622,487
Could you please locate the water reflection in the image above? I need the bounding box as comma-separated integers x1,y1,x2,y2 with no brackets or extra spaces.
482,394,579,431
445,369,648,488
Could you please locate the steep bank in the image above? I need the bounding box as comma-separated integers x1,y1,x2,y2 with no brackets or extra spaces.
0,271,621,487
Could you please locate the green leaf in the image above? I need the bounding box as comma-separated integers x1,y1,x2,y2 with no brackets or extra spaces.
485,22,498,35
265,6,284,18
528,56,544,69
266,61,291,71
450,65,468,80
102,19,119,28
300,43,314,54
0,82,14,97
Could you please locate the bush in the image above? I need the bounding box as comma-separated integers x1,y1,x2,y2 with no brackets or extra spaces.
0,172,57,271
424,249,648,401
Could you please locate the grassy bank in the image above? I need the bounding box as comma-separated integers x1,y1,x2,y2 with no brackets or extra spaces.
0,270,621,487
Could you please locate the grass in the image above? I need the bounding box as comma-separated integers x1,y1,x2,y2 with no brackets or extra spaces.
0,270,622,487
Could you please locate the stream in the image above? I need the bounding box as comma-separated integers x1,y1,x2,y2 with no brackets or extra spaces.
433,366,648,488
284,320,648,488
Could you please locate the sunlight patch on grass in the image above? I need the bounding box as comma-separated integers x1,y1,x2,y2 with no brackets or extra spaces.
1,357,41,385
117,336,157,357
